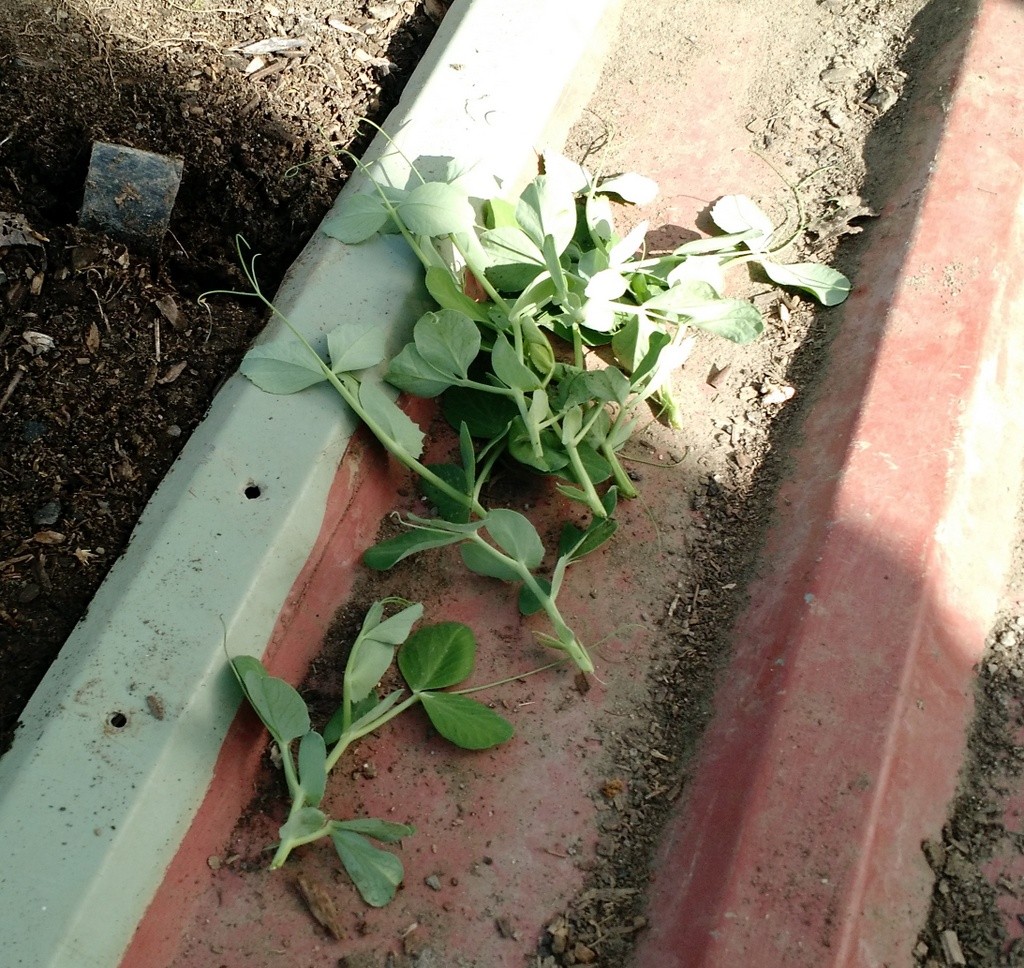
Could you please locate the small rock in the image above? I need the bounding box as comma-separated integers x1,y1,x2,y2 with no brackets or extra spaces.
17,583,40,604
33,500,61,526
866,88,898,112
824,106,849,129
424,874,442,891
573,942,597,964
820,65,859,85
21,420,48,443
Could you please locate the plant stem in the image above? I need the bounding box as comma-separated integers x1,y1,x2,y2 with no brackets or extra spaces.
465,533,594,673
324,693,421,773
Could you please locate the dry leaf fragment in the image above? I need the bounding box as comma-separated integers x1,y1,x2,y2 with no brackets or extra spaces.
157,361,188,384
22,330,55,354
601,777,626,799
33,530,66,545
154,295,181,330
239,37,307,56
296,875,343,940
706,363,730,389
86,321,101,352
73,548,98,564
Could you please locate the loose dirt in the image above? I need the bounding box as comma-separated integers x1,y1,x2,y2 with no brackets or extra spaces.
0,0,439,751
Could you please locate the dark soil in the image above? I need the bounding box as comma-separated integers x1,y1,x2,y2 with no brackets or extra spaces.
0,0,439,751
913,613,1024,968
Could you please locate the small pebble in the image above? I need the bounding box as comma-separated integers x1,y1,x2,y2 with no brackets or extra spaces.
33,500,61,526
167,425,182,437
21,420,48,443
424,874,441,891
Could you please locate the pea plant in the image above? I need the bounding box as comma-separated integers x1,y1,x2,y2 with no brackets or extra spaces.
229,599,515,906
219,150,849,675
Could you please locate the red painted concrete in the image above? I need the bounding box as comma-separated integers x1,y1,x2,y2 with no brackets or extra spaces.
122,2,1024,965
124,406,683,964
121,430,408,966
633,1,1024,965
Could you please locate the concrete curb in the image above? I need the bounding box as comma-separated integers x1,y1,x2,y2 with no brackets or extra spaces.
0,2,622,965
634,1,1024,965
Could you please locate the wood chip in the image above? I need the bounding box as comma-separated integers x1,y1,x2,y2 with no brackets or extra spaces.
86,320,101,352
33,530,65,545
940,928,966,966
296,875,343,940
157,361,188,384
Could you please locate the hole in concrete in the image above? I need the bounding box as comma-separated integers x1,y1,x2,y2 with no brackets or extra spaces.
108,712,128,729
244,483,262,500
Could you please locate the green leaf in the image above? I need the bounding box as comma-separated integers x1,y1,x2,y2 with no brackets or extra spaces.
516,175,578,255
484,509,544,568
685,299,765,343
491,334,542,391
507,420,569,473
509,272,558,321
321,193,390,244
344,600,422,702
611,314,661,374
345,641,394,704
579,298,619,333
665,255,726,294
460,540,523,582
387,345,453,397
333,818,414,843
327,322,388,374
419,692,514,749
414,310,481,379
629,329,673,387
518,576,551,616
424,266,492,323
708,195,773,250
561,368,631,408
485,260,545,293
365,601,425,645
357,379,426,457
559,515,618,563
480,225,545,267
597,172,659,206
541,149,593,194
486,196,520,229
558,439,613,486
230,655,269,705
279,806,328,843
346,689,406,736
240,343,328,394
398,622,476,691
441,387,517,439
643,279,721,315
298,731,327,806
673,229,763,255
242,671,310,744
584,193,616,245
330,829,405,907
363,524,468,570
584,268,629,301
608,219,650,266
422,463,471,523
397,181,475,237
757,260,852,306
